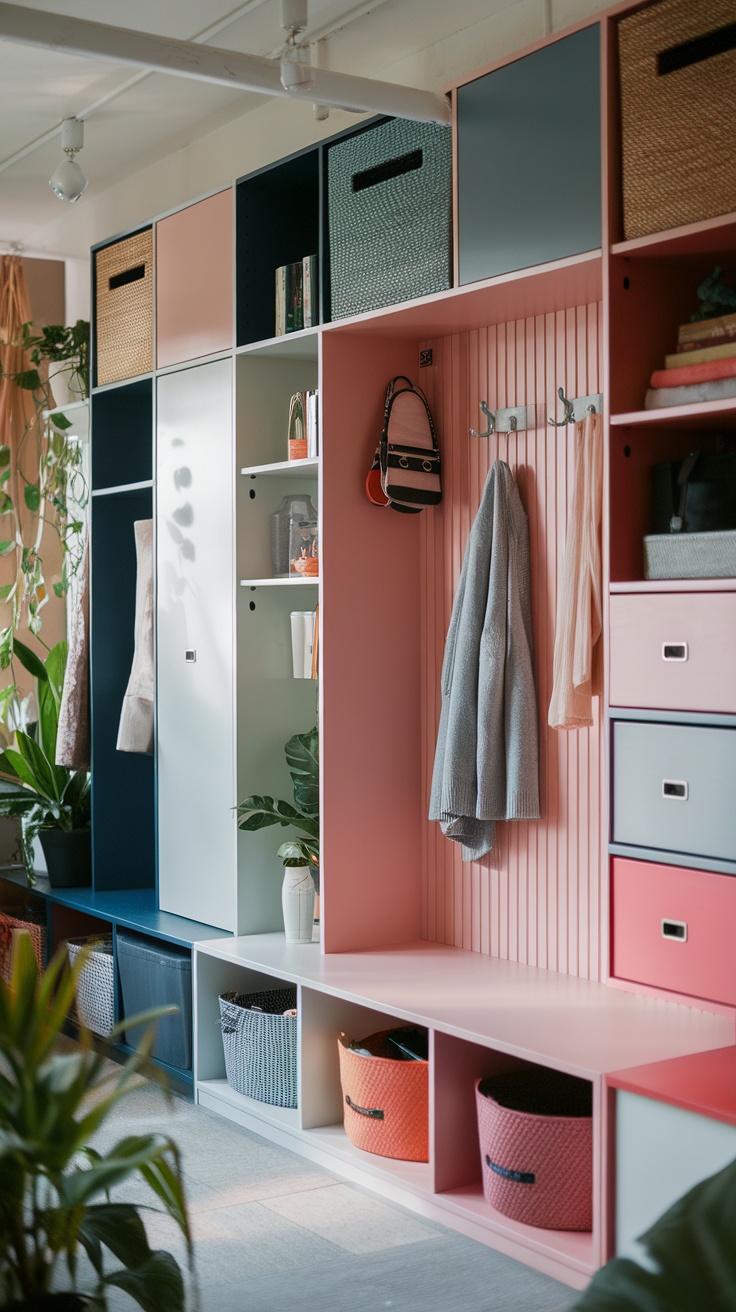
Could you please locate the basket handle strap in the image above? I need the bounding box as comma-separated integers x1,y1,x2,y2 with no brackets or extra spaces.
485,1154,535,1185
345,1094,384,1121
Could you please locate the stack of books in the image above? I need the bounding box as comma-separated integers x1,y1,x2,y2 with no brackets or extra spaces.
275,254,318,336
287,390,319,461
645,311,736,410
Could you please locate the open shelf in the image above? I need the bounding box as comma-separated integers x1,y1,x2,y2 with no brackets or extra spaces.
240,458,318,479
301,1123,432,1192
611,399,736,431
197,1078,300,1133
239,576,318,588
610,579,736,594
439,1183,595,1274
236,328,319,360
611,212,736,259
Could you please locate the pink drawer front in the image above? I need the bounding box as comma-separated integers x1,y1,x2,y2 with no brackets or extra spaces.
612,857,736,1006
156,189,233,368
609,593,736,714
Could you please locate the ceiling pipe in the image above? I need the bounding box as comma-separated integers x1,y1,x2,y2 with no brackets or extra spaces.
0,1,451,124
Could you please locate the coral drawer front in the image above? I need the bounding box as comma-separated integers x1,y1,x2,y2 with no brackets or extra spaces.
609,593,736,714
612,721,736,863
612,858,736,1005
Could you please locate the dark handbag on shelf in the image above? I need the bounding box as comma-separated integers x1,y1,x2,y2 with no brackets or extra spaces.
366,376,442,514
651,450,736,535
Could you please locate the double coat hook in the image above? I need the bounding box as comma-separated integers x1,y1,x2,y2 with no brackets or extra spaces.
469,400,534,437
548,387,603,427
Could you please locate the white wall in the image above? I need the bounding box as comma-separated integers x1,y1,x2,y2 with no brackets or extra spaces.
28,0,602,259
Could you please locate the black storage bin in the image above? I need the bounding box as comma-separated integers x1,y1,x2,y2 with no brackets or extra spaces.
327,118,452,320
117,933,192,1070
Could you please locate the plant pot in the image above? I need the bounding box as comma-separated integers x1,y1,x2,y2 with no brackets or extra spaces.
281,865,315,943
38,828,92,889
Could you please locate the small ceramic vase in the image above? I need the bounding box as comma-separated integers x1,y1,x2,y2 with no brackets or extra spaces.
281,865,316,943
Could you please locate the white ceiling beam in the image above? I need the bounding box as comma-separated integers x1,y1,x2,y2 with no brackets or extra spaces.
0,1,451,124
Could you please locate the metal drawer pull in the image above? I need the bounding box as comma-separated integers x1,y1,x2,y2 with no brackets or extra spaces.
661,919,688,943
662,642,688,662
662,779,688,800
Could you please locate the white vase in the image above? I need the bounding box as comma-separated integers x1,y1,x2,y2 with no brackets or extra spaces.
281,866,316,943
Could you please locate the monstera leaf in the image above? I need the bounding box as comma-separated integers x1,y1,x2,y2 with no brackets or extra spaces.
285,725,319,819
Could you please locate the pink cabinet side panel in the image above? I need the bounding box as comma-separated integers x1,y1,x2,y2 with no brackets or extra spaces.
609,592,736,714
156,189,233,369
612,857,736,1007
420,303,605,980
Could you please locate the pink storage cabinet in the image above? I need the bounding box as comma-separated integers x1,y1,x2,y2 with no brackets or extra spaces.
156,188,233,369
612,856,736,1007
609,592,736,714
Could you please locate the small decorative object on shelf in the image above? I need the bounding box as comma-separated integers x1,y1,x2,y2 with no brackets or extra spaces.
290,609,316,678
289,518,318,577
236,724,319,940
270,492,317,578
286,390,318,460
338,1026,430,1162
475,1068,593,1231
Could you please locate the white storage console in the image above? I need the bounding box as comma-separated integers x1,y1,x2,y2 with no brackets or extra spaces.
193,934,733,1289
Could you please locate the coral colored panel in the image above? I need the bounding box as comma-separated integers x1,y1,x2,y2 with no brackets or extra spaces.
612,857,736,1007
157,189,233,368
420,304,605,980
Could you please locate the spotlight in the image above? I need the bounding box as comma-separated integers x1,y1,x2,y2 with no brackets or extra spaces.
49,117,88,203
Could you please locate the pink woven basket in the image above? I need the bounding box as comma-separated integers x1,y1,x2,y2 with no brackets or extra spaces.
475,1069,593,1231
338,1030,429,1162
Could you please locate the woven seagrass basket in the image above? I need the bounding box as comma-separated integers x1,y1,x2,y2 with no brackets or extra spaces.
219,988,297,1108
67,936,115,1037
618,0,736,239
95,229,154,386
338,1030,429,1162
476,1069,593,1231
0,909,46,984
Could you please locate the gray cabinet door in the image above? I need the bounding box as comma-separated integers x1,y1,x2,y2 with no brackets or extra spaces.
157,359,236,932
612,721,736,863
457,24,601,285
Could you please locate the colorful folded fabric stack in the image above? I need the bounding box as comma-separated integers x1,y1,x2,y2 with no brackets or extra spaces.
645,311,736,410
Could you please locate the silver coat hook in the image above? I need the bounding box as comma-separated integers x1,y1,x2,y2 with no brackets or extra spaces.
548,386,575,428
470,400,495,438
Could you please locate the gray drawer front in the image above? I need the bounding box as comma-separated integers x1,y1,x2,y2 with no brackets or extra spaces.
456,24,601,285
612,722,736,862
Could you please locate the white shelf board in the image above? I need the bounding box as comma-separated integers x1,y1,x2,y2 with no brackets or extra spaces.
610,579,736,593
300,1122,432,1193
196,1079,299,1133
240,458,318,479
194,935,734,1079
439,1183,595,1275
239,577,319,588
236,328,319,360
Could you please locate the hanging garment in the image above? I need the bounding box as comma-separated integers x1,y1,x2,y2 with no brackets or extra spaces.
56,538,90,771
548,411,603,730
429,460,540,862
117,519,154,755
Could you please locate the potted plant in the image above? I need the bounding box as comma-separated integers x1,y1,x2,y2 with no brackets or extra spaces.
0,930,194,1310
17,318,90,404
237,725,319,943
0,639,90,887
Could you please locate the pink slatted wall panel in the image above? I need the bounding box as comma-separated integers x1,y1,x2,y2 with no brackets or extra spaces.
420,302,605,981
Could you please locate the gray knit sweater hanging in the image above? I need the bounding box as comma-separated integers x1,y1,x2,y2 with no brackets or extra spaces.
429,460,540,862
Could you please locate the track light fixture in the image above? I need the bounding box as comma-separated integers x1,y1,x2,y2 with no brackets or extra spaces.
49,116,88,203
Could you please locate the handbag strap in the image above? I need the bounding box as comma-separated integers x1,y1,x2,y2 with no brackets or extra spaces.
670,451,700,533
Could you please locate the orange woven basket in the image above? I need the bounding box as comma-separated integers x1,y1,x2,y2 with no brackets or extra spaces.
0,910,46,984
338,1031,429,1162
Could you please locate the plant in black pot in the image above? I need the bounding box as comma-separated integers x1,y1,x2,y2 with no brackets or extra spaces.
0,639,90,888
237,725,319,943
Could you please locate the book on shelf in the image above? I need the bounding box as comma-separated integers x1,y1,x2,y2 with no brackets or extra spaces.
274,254,318,336
645,375,736,410
650,355,736,390
287,389,319,460
666,341,736,369
678,311,736,347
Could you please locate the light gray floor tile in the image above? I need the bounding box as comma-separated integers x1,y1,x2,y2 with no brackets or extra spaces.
262,1181,441,1254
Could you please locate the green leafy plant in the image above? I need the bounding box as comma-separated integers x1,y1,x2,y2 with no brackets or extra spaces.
572,1155,736,1311
237,725,319,887
17,320,90,402
0,639,89,879
0,930,195,1311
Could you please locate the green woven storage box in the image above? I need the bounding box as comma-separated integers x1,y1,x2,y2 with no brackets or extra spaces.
327,119,452,320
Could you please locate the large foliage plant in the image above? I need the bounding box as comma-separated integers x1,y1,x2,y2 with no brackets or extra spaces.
237,725,319,886
0,931,195,1311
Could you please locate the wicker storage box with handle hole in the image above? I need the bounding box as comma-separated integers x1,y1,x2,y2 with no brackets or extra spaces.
476,1069,593,1231
95,229,154,386
618,0,736,239
219,988,298,1108
338,1029,429,1162
67,936,115,1038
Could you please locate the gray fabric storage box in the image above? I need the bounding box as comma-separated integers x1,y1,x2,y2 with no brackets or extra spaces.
644,530,736,580
117,933,192,1070
327,119,452,320
612,720,736,863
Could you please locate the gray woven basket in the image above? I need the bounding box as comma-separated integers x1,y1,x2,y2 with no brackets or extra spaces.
219,988,297,1107
327,119,452,320
67,937,115,1037
644,530,736,580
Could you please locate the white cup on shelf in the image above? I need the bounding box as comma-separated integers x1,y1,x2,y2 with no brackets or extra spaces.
290,611,315,678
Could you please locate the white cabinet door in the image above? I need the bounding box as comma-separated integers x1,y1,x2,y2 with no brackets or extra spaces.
157,359,236,931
